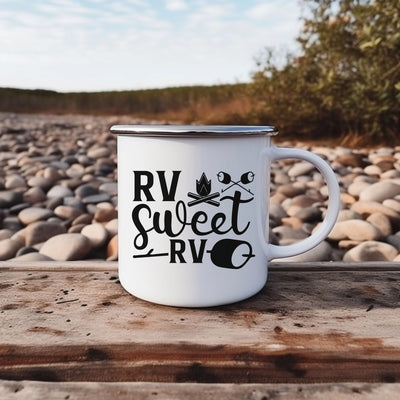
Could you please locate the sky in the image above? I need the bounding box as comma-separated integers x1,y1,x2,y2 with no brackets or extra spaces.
0,0,302,92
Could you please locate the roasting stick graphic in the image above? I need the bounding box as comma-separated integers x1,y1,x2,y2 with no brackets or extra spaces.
217,171,255,195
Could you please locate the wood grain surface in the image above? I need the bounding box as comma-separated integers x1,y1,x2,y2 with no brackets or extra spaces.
0,261,399,385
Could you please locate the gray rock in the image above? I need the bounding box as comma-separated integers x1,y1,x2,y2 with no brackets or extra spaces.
46,185,74,198
15,246,38,257
269,202,287,221
0,238,24,260
0,229,13,241
39,233,92,261
25,221,67,246
294,206,322,223
0,191,23,208
99,182,117,196
387,234,400,252
82,193,111,204
2,216,23,231
5,174,26,189
75,184,99,199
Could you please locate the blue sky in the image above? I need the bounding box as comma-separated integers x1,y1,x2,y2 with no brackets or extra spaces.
1,0,302,92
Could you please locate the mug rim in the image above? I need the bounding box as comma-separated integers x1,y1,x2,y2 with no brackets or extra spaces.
110,124,279,137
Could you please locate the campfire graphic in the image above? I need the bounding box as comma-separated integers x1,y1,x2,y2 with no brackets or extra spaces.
187,173,220,207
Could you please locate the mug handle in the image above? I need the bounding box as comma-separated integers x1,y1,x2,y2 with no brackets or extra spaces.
260,146,341,261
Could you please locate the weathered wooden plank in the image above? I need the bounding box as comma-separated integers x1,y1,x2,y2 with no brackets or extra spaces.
1,381,400,400
0,264,400,383
1,260,400,272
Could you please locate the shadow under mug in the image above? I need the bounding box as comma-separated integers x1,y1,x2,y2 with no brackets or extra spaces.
111,125,340,307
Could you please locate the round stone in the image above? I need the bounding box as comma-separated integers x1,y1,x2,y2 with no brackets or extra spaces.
88,146,111,159
359,181,400,202
328,219,382,241
272,226,308,244
39,233,92,261
294,207,322,223
351,201,400,222
288,161,315,177
387,234,400,251
75,184,99,200
269,202,287,221
0,191,23,208
107,235,118,260
105,219,118,237
47,185,74,198
364,165,382,176
343,241,398,262
27,176,53,190
54,205,83,220
66,164,85,178
72,213,93,226
336,153,367,168
94,207,118,223
383,199,400,213
25,221,67,246
0,238,24,260
81,223,108,248
276,183,306,198
43,166,63,182
99,182,117,196
337,209,363,222
23,187,47,204
5,174,26,189
366,212,392,237
82,193,111,204
348,181,371,197
15,246,38,257
0,229,13,241
18,207,54,225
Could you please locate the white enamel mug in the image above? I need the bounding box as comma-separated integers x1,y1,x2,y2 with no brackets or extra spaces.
111,125,340,307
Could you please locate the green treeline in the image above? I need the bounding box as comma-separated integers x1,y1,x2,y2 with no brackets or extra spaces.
1,0,399,145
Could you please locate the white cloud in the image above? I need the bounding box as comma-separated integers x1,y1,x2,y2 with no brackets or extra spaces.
245,2,281,20
165,0,188,11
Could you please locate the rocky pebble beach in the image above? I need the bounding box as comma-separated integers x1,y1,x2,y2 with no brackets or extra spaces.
1,112,400,263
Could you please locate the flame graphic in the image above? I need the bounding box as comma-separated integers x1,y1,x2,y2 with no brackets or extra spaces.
196,173,211,196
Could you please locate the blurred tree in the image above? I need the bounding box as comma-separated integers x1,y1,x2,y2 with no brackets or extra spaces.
251,0,400,143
